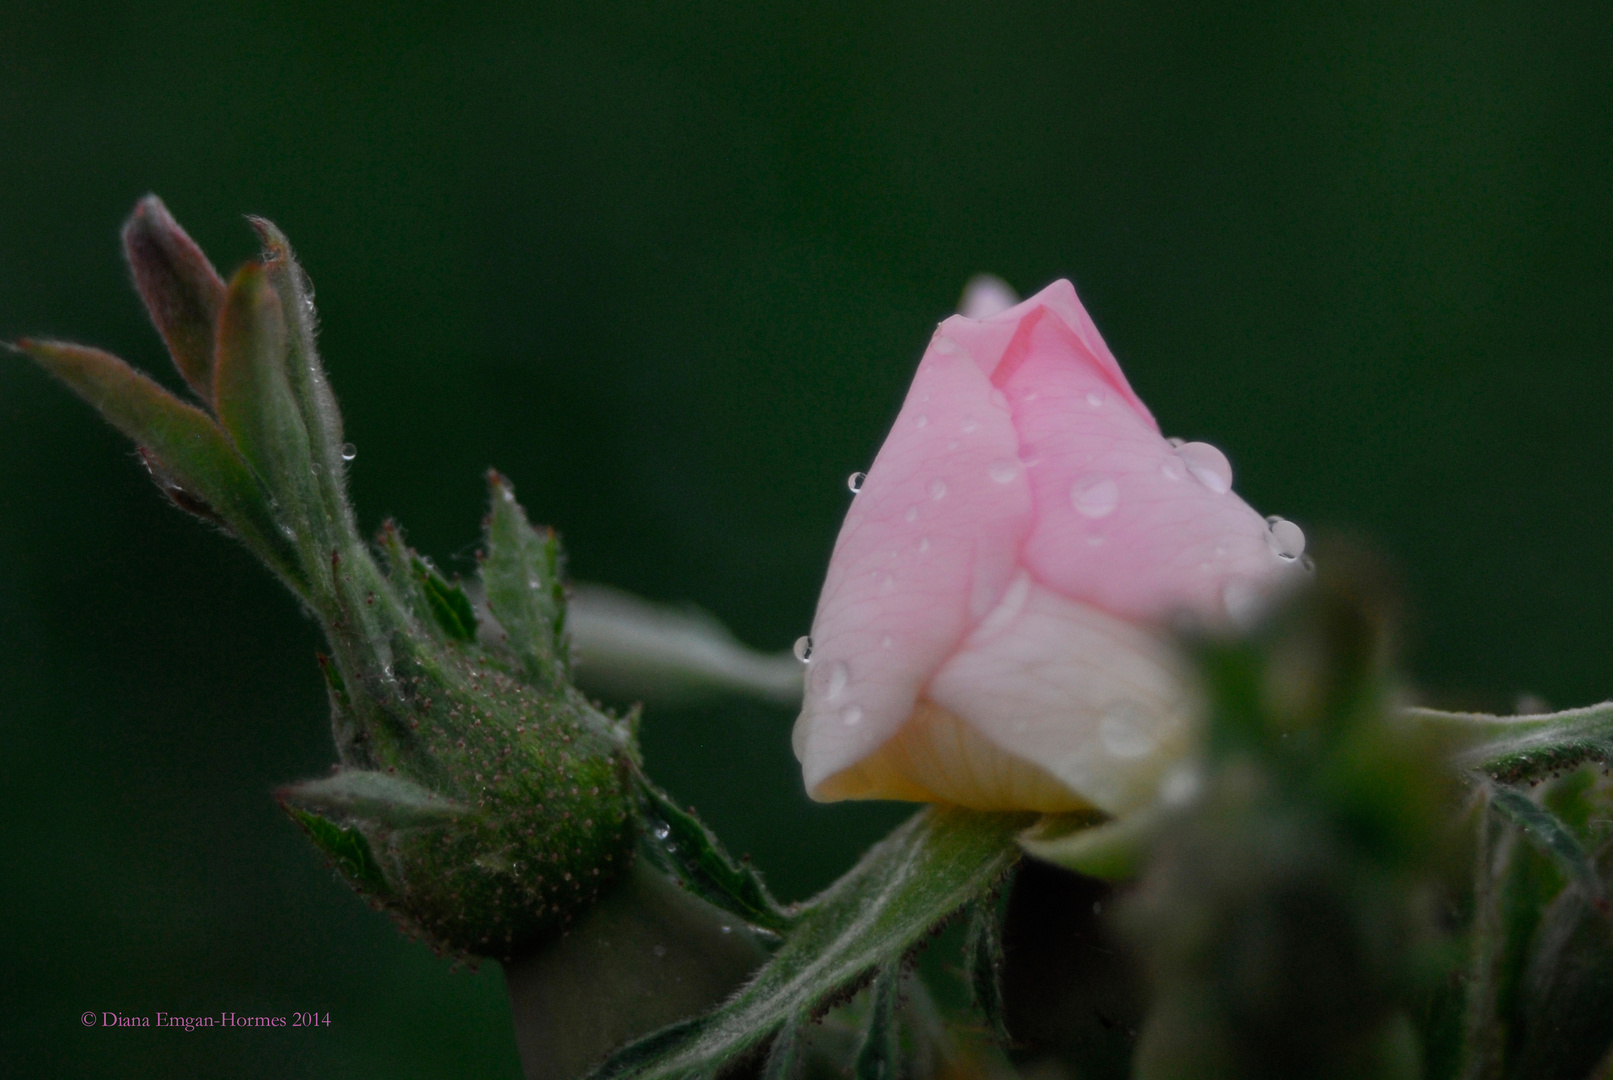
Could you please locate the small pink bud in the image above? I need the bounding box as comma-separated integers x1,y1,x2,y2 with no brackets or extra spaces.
793,281,1307,814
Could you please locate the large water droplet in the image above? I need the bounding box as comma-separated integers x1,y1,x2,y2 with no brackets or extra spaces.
1071,477,1120,519
1099,701,1159,759
847,471,866,493
929,479,948,500
988,460,1018,484
793,635,813,662
340,442,357,462
1177,442,1232,493
653,822,671,841
1265,516,1306,560
841,705,864,727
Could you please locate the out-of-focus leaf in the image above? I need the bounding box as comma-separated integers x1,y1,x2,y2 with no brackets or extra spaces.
121,194,226,401
585,808,1027,1080
1507,839,1613,1080
761,1015,807,1080
635,773,794,935
481,471,568,686
964,893,1009,1042
9,338,301,585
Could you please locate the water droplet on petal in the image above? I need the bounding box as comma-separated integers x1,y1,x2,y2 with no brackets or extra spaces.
847,471,866,493
340,442,357,461
988,460,1018,484
904,504,919,523
793,635,813,662
1099,700,1159,759
1072,477,1119,519
961,417,980,434
934,338,961,357
917,537,931,553
914,414,929,428
1264,516,1306,560
1177,442,1233,493
1085,390,1105,407
929,479,948,500
840,705,864,727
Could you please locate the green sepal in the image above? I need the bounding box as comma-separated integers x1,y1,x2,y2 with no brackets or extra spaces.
1483,778,1606,908
410,555,477,643
121,194,227,402
853,963,901,1080
761,1015,807,1080
585,808,1027,1080
213,261,325,580
288,807,392,898
1403,701,1613,784
1016,808,1152,880
277,769,469,829
482,470,569,687
8,338,301,586
635,771,794,935
963,888,1011,1043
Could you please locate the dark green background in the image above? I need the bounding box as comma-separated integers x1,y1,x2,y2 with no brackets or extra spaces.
2,2,1609,1075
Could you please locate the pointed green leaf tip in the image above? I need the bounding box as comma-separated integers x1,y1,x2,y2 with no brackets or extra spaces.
122,194,227,402
6,338,301,585
481,470,569,687
288,808,392,898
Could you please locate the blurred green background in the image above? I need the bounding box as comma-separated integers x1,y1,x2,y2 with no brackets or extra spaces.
1,2,1609,1075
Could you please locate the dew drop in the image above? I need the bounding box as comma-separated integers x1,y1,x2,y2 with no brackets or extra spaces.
840,705,864,727
904,504,919,523
793,635,813,663
961,417,980,434
847,471,866,493
929,479,948,500
917,537,931,554
934,338,962,357
822,661,850,701
653,823,671,840
988,460,1018,484
340,442,357,461
1177,442,1233,493
1085,389,1105,407
1071,477,1120,519
914,414,929,428
1264,516,1306,560
1099,700,1159,759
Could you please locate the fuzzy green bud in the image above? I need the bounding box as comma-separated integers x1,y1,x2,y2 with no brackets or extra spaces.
12,197,637,958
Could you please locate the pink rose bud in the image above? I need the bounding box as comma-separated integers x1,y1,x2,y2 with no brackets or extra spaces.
793,280,1308,815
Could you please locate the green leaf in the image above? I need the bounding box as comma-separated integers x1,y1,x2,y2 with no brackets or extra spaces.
853,963,901,1080
586,807,1027,1080
277,769,468,828
1484,778,1605,907
121,194,227,402
287,807,392,897
10,338,301,586
760,1015,807,1080
635,773,794,935
214,262,323,571
481,471,568,686
1403,702,1613,783
247,216,358,546
411,556,477,643
963,893,1010,1042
